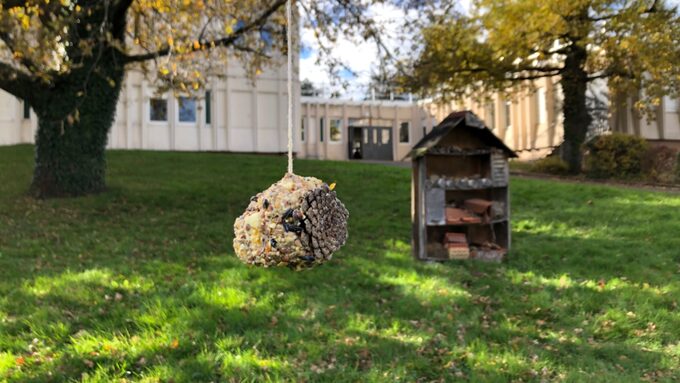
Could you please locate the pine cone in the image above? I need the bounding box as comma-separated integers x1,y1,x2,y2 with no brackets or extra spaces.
233,173,348,270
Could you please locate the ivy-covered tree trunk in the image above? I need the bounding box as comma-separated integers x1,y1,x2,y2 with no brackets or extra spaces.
559,45,592,173
30,53,124,198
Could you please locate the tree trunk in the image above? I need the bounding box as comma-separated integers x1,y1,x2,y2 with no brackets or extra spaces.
30,55,124,198
559,45,591,173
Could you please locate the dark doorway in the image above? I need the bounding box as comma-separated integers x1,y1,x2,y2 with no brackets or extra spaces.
348,125,393,161
349,127,363,159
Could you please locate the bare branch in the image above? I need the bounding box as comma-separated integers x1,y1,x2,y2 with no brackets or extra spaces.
122,0,286,64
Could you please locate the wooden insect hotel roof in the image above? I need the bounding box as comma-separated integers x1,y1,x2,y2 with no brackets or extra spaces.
407,110,517,159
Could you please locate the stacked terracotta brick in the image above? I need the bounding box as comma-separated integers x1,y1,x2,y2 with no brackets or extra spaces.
233,173,349,270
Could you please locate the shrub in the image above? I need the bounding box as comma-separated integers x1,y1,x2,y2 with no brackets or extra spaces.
530,156,570,175
584,133,649,179
641,145,678,184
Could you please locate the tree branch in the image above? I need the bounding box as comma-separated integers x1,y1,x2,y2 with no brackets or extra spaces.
0,61,35,100
587,0,658,22
122,0,286,64
233,44,272,59
0,0,29,9
587,68,635,81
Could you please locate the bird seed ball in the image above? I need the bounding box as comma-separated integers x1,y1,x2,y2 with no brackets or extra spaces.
233,173,349,270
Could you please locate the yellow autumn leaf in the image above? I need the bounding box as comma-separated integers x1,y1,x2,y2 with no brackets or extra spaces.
20,14,30,30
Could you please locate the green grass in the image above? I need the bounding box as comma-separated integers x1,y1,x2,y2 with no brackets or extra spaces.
0,144,679,382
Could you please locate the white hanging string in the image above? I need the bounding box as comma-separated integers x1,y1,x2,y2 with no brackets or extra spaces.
286,0,294,174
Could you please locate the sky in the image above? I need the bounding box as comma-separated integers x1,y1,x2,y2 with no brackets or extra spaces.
298,1,470,100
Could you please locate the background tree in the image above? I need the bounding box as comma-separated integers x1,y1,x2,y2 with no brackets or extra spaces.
0,0,401,197
402,0,680,172
301,78,321,97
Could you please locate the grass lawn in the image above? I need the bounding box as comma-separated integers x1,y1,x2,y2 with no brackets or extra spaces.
0,144,679,382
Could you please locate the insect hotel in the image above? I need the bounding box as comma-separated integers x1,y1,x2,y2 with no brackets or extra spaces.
408,111,517,262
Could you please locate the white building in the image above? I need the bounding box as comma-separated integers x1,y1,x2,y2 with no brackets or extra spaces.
2,61,679,161
0,60,301,154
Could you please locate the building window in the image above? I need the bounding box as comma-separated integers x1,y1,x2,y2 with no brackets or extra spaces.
178,97,197,123
23,100,30,119
381,129,390,144
330,118,342,142
300,117,306,142
399,121,410,143
319,117,324,142
150,98,168,121
205,91,212,125
485,103,495,130
504,101,512,130
537,88,547,124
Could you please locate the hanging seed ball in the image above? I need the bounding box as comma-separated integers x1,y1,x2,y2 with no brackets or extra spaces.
233,173,349,270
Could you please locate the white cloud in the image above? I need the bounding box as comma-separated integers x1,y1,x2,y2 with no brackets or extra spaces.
299,1,472,100
299,3,406,100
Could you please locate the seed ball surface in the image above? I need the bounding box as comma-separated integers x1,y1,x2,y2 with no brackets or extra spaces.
233,173,348,270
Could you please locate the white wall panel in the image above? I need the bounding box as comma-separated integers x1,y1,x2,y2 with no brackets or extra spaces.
216,129,227,151
257,93,278,128
229,128,254,151
230,91,253,128
0,91,21,145
175,126,199,151
147,124,171,150
258,128,280,152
